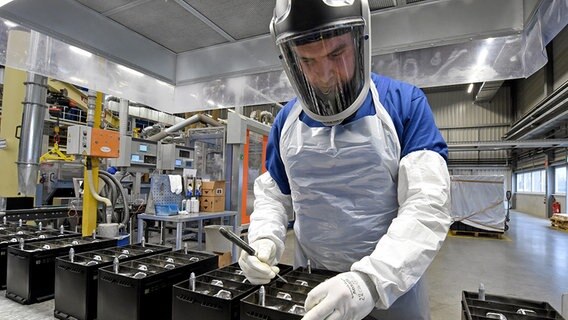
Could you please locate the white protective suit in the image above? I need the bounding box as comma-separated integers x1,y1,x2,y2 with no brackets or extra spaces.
248,84,451,319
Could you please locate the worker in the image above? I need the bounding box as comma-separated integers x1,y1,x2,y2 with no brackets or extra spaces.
238,0,451,319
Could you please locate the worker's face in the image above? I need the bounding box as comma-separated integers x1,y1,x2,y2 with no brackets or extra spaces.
292,33,356,96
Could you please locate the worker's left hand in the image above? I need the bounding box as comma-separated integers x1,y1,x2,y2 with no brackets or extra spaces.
303,271,377,320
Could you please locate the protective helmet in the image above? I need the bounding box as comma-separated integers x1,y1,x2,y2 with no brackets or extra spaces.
270,0,371,125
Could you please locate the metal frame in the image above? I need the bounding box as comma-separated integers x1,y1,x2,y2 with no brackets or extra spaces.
226,112,271,228
136,211,237,257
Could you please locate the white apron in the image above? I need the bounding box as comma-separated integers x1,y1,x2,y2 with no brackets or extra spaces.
280,85,430,319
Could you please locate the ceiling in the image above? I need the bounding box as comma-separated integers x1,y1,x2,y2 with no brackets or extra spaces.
1,0,562,115
73,0,421,54
4,0,530,85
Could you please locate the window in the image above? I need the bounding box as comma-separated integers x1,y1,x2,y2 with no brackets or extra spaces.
555,166,566,194
516,169,546,193
531,170,545,193
517,173,526,192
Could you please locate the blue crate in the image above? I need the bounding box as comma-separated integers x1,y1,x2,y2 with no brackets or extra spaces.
155,204,179,216
117,233,130,247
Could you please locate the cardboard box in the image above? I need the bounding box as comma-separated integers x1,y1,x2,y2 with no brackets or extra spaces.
201,181,225,197
200,196,225,212
214,251,232,268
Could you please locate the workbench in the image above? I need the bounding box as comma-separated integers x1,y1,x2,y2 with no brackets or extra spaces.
136,211,238,259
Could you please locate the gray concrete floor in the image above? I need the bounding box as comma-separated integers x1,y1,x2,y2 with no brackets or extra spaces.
427,210,567,319
0,210,566,319
278,210,568,319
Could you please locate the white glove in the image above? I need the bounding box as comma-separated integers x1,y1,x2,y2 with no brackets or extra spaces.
303,271,378,320
238,238,280,284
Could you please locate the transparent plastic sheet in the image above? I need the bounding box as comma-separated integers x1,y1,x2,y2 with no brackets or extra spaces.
371,35,527,88
170,33,542,112
521,0,568,78
0,21,174,111
172,70,293,113
0,0,565,114
450,175,506,232
171,1,566,113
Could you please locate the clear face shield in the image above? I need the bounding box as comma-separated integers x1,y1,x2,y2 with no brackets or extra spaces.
276,21,366,123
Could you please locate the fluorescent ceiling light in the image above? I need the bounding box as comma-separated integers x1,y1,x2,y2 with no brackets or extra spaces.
118,65,143,77
0,0,15,8
477,48,489,65
70,76,86,84
4,20,17,28
206,100,215,106
467,83,474,94
69,45,92,58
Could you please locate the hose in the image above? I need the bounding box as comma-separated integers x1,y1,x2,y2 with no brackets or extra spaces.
99,170,130,227
86,169,112,207
98,173,119,223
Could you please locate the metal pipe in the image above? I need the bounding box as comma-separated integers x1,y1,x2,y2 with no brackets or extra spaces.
147,114,222,141
119,98,129,137
99,170,130,227
17,31,49,196
87,90,96,127
17,73,48,196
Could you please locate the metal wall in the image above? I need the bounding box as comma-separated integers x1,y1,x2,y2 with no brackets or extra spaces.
512,25,567,173
425,86,512,163
449,168,510,176
553,25,568,90
515,69,546,120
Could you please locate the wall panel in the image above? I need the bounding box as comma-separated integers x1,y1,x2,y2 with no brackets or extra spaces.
553,25,568,89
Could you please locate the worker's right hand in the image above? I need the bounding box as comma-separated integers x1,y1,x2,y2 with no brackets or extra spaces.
238,238,280,284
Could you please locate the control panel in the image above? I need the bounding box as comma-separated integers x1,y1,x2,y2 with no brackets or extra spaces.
175,146,194,169
67,125,120,158
129,138,158,166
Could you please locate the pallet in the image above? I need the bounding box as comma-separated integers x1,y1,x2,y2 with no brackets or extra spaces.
550,214,568,231
550,221,568,231
550,225,568,233
551,213,568,221
449,229,504,239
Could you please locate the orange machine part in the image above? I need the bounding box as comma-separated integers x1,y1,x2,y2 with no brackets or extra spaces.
90,128,120,158
241,129,251,225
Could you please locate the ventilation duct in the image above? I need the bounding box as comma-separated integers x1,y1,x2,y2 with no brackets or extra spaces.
16,31,49,196
147,114,221,142
475,81,504,103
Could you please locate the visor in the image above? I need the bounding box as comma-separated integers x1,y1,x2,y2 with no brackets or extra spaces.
276,20,367,124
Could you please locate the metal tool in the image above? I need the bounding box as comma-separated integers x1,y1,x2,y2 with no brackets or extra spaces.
218,227,288,283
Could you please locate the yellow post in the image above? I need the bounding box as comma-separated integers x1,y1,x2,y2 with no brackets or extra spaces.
81,92,103,236
0,67,26,198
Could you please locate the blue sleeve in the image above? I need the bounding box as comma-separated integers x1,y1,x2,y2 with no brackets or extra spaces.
376,74,448,161
402,87,448,160
264,99,296,195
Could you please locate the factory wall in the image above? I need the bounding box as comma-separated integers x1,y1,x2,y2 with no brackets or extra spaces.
426,86,512,165
515,68,546,120
514,25,568,120
511,26,568,218
515,193,548,218
553,24,568,89
425,26,568,219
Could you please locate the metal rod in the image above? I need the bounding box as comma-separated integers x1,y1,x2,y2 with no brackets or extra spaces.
219,227,288,283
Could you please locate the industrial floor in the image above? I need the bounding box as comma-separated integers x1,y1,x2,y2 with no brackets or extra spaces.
0,210,566,319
